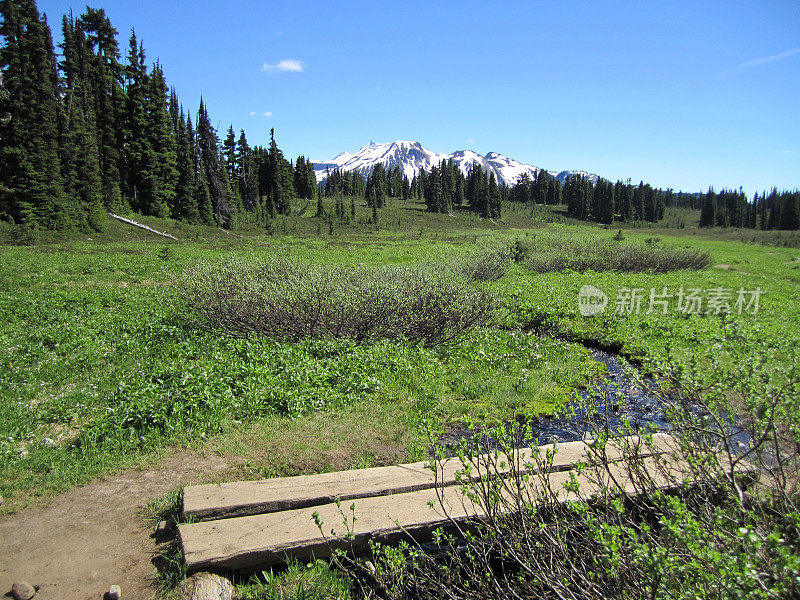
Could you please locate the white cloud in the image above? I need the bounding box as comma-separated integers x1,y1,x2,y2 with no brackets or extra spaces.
778,150,798,154
250,111,273,117
249,111,257,116
466,138,476,143
716,47,800,77
260,59,304,73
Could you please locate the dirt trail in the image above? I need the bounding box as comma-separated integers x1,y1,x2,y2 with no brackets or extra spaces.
0,451,231,600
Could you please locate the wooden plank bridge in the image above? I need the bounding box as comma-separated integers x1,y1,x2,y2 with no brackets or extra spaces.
178,433,708,573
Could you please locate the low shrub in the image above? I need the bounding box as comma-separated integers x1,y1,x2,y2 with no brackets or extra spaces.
521,237,711,273
449,246,512,282
327,347,799,600
179,258,496,347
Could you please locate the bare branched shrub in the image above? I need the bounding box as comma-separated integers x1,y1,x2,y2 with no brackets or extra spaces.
178,257,496,347
449,246,512,282
521,237,711,273
333,351,799,600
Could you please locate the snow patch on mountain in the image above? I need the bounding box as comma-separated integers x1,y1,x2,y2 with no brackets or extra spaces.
310,141,599,187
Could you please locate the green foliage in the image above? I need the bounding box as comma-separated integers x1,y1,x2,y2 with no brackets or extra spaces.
238,559,351,600
348,345,800,599
0,231,603,506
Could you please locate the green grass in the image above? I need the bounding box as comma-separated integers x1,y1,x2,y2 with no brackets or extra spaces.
3,203,800,599
237,559,352,600
495,227,800,373
0,221,598,511
1,207,798,514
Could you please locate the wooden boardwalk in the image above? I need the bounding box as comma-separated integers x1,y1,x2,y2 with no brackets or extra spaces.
179,434,682,572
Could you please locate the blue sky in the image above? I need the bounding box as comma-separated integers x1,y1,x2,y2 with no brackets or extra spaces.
37,0,799,194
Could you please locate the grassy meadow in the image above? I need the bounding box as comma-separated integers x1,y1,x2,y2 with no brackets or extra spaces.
2,197,800,598
0,203,605,510
2,198,798,511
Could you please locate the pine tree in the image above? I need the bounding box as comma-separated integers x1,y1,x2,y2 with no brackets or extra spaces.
699,189,716,228
235,130,259,215
140,63,177,217
779,193,800,230
196,99,234,226
122,29,149,211
365,163,386,208
262,128,292,215
488,172,501,218
62,72,104,230
293,156,315,200
222,125,236,181
0,2,75,230
78,7,123,211
633,182,645,221
173,110,199,222
466,163,483,214
58,13,104,231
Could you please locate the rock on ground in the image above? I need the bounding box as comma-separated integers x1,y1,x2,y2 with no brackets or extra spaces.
10,581,37,600
104,584,122,600
177,573,237,600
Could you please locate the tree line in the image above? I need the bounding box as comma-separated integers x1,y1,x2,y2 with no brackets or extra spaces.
510,170,800,230
321,160,504,219
698,188,800,230
2,0,796,235
0,0,317,235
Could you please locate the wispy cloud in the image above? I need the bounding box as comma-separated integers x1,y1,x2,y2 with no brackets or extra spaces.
260,59,304,73
778,150,798,154
716,47,800,77
466,138,476,143
250,111,273,117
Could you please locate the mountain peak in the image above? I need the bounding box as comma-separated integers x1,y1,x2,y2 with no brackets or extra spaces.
310,140,598,186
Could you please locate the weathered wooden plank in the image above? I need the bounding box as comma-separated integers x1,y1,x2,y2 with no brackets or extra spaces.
179,453,688,572
183,434,677,521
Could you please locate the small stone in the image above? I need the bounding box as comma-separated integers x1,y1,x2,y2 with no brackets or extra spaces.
11,581,36,600
40,438,56,448
177,572,236,600
104,584,122,600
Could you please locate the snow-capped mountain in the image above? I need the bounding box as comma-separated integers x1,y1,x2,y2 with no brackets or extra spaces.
311,141,599,187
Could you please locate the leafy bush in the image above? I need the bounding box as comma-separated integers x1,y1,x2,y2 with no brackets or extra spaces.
520,237,711,273
179,258,496,347
331,348,799,600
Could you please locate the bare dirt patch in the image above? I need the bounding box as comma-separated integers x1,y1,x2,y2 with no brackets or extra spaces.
0,450,231,600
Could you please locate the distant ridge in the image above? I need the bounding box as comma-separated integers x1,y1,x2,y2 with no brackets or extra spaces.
311,140,599,187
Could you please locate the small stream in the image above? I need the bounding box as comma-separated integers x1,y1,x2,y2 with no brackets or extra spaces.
441,348,751,451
